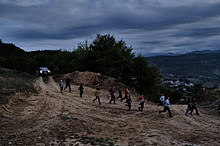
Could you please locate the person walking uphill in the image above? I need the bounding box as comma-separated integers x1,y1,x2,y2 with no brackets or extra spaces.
190,97,199,115
159,97,173,118
93,88,101,105
117,87,123,101
59,80,64,93
138,95,144,111
121,87,129,101
125,95,132,111
185,98,193,116
109,85,116,104
64,76,71,92
78,83,84,98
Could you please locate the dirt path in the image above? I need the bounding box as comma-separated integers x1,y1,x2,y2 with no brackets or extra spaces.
0,76,220,145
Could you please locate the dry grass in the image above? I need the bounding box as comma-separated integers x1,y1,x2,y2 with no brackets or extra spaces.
0,67,35,104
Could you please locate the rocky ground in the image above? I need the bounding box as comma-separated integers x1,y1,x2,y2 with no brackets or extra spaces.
0,71,220,145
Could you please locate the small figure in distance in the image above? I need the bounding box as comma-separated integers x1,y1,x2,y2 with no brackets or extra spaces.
78,83,84,98
96,83,100,90
109,85,116,104
64,76,71,92
158,93,165,106
121,87,129,101
117,87,123,101
185,98,193,116
190,97,199,115
59,80,63,93
125,95,132,111
138,95,144,111
93,88,101,105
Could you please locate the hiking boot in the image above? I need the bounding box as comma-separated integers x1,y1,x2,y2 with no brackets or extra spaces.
185,113,187,116
170,116,173,118
159,111,161,115
196,113,200,115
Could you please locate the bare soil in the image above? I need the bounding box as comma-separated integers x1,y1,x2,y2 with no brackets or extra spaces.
0,72,220,146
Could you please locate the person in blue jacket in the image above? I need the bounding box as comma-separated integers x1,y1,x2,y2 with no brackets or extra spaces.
159,97,173,118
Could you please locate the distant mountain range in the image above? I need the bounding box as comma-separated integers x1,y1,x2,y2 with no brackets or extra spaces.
144,50,220,57
146,50,220,88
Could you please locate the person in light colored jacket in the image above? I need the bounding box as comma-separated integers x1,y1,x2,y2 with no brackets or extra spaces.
159,97,173,118
59,80,63,93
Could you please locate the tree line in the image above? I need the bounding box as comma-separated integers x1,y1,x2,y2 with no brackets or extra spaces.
0,34,182,103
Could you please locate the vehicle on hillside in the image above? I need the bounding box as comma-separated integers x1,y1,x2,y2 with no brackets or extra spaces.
36,67,51,76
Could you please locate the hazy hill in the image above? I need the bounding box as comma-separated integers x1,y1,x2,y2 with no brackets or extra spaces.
146,52,220,87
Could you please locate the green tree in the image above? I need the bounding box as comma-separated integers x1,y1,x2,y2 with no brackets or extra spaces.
170,90,182,104
78,34,135,79
133,54,162,96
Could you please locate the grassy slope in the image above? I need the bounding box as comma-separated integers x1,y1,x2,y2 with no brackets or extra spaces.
0,67,35,104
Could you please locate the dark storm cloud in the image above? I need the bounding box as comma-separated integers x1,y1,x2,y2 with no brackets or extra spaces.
172,27,220,38
0,0,220,54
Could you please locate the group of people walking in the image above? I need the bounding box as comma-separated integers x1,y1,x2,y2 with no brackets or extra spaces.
59,76,71,93
158,94,199,118
185,97,200,116
59,78,145,111
59,77,200,118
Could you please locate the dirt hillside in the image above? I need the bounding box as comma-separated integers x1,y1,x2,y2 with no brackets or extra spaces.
195,89,220,112
0,72,220,145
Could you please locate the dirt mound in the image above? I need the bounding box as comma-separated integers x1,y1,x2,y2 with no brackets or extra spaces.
54,71,129,90
196,89,220,112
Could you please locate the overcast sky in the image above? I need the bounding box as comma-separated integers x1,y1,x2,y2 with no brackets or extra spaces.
1,0,220,56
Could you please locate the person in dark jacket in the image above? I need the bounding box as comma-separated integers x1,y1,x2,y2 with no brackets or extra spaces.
64,76,71,92
78,83,84,98
117,87,123,101
185,98,192,116
109,85,116,104
190,97,199,115
125,95,132,111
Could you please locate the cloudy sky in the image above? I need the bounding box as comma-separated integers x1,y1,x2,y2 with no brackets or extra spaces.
1,0,220,56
